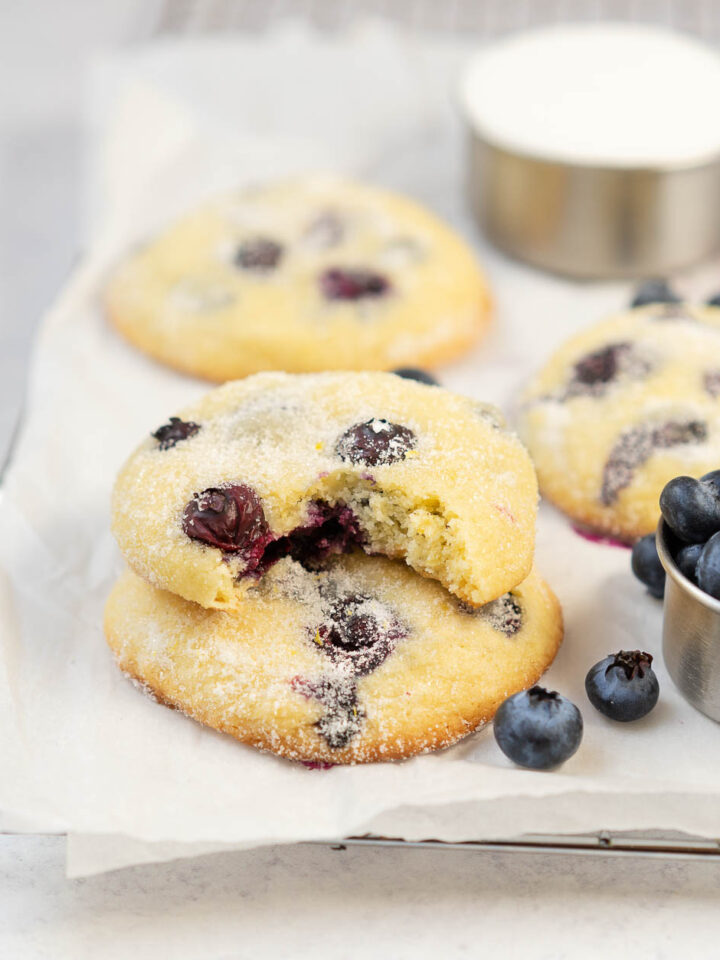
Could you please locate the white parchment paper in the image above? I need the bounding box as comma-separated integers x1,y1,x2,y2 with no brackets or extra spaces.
3,23,720,877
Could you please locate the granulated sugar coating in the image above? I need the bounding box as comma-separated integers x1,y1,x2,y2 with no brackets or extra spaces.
518,304,720,542
104,556,562,764
104,175,491,380
112,371,538,609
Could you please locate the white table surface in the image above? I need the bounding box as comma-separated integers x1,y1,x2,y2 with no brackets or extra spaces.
4,2,720,957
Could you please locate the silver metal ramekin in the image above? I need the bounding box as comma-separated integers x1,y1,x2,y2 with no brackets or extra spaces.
657,519,720,722
464,132,720,279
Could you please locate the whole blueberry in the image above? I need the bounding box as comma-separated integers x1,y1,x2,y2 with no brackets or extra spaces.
391,368,439,386
707,293,720,307
631,279,680,308
701,468,720,499
660,475,720,543
696,531,720,600
493,687,583,770
675,542,703,583
630,533,665,599
585,650,659,722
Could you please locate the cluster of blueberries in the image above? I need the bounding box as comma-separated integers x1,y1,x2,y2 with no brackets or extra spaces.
632,471,720,602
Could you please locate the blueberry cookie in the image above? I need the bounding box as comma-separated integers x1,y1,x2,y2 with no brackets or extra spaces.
518,303,720,541
111,372,538,610
105,176,491,380
104,556,562,764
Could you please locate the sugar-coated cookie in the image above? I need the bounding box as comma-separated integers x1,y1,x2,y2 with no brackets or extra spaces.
105,176,491,380
105,556,562,764
518,303,720,541
112,372,538,610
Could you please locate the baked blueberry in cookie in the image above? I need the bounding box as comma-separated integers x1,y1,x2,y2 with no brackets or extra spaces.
182,484,271,557
319,268,390,301
519,302,720,541
601,419,707,506
104,555,562,763
234,237,284,271
335,419,416,466
152,417,200,450
105,176,491,380
112,372,538,610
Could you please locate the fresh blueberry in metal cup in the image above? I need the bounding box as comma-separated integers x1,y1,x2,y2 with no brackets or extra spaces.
675,542,704,583
585,650,659,722
631,279,680,308
493,687,583,770
631,533,666,599
660,476,720,543
696,532,720,601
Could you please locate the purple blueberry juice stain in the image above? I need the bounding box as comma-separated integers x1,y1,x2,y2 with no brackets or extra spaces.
258,502,365,574
572,524,632,549
335,419,416,466
319,267,390,301
601,419,707,505
152,417,200,450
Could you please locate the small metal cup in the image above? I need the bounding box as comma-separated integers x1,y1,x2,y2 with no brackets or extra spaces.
465,135,720,279
657,520,720,722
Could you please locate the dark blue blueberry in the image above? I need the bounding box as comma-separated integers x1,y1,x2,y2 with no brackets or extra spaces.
701,469,720,498
696,531,720,600
660,476,720,543
320,268,390,301
493,687,583,770
335,419,416,466
675,542,703,583
392,368,439,386
234,238,283,271
631,279,680,308
707,293,720,307
630,533,666,599
585,650,659,722
152,417,200,450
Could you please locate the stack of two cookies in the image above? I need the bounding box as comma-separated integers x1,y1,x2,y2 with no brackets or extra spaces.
106,372,562,763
